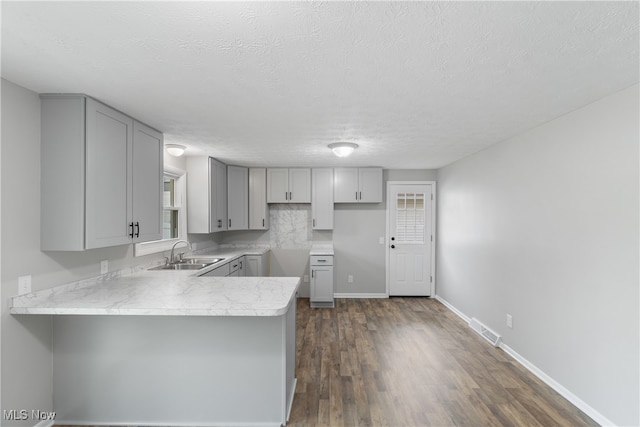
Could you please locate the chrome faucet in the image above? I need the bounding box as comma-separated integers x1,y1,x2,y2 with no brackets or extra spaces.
170,240,192,264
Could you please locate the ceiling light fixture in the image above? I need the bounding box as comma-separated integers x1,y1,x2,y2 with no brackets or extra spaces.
328,142,358,158
165,144,186,157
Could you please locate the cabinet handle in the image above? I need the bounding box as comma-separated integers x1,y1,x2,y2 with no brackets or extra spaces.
311,270,314,278
355,191,358,200
229,219,231,228
262,218,265,227
129,222,134,238
289,191,292,200
134,222,140,238
317,259,326,262
285,192,288,201
359,191,362,200
240,261,243,269
313,219,316,227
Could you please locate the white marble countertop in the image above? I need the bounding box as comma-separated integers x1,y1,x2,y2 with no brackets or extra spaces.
9,245,301,317
10,274,299,316
309,243,334,256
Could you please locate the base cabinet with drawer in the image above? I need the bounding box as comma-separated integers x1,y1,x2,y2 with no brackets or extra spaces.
310,255,334,308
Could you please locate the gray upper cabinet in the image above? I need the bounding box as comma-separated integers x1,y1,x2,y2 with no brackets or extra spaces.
249,168,269,230
334,167,383,203
187,156,227,233
40,95,163,251
311,168,334,230
227,165,249,231
267,168,311,203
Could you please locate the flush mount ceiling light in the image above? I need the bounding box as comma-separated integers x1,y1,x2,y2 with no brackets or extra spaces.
328,142,358,158
165,144,186,157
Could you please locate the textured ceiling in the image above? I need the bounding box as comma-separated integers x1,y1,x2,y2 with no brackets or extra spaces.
2,1,638,169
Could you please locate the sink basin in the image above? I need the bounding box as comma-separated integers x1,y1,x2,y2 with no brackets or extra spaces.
148,263,209,271
147,257,225,271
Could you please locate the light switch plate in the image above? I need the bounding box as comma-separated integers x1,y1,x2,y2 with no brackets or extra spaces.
100,260,108,274
18,275,32,295
303,275,309,283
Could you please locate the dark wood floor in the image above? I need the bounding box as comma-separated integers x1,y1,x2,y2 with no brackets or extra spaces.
288,297,599,427
56,297,599,427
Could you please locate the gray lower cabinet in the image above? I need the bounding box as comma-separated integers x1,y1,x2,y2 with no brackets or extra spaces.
246,253,269,277
200,263,230,277
40,95,163,251
199,253,269,278
310,255,334,308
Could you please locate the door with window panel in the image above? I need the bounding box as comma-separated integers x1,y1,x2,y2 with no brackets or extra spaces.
388,184,434,296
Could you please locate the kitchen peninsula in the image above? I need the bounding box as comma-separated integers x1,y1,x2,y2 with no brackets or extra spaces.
10,261,299,427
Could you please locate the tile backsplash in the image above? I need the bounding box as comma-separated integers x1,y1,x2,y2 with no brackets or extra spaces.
269,204,313,249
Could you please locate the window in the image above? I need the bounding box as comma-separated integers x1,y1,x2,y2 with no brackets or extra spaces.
395,192,425,243
163,175,179,239
134,165,187,256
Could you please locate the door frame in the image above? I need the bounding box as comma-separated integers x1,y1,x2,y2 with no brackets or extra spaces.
385,181,437,297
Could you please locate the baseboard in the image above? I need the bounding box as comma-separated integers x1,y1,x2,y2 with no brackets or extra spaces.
499,343,615,427
434,294,615,427
434,294,470,323
333,293,388,299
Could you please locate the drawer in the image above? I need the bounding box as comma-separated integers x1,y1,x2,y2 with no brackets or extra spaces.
199,263,230,277
229,259,241,274
310,255,333,266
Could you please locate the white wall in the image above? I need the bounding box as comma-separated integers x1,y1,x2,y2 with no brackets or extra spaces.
436,84,639,426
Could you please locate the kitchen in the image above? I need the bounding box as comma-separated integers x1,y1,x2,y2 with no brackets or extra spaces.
1,2,638,427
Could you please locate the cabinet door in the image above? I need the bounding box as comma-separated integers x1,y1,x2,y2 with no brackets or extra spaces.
211,158,228,232
227,166,248,230
312,168,334,230
132,121,163,243
289,168,311,203
333,168,359,203
238,256,246,276
249,168,269,229
267,168,289,203
186,157,210,234
311,265,334,302
85,98,133,249
245,256,261,277
358,168,383,203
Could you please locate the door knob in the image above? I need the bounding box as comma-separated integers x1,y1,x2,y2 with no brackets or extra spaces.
391,245,395,249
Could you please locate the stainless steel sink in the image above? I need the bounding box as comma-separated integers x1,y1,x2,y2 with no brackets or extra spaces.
148,257,225,271
180,257,225,265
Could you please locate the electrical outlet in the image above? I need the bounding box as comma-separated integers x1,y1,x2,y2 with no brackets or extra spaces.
348,275,354,283
506,314,513,329
303,275,309,283
100,260,108,274
18,275,32,295
379,237,385,244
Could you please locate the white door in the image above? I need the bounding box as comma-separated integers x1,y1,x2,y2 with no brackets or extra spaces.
388,183,435,296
